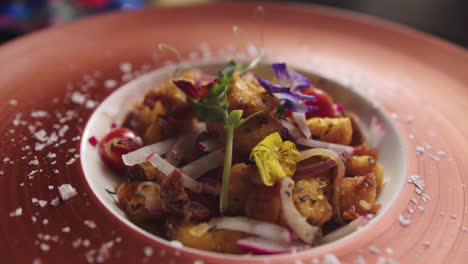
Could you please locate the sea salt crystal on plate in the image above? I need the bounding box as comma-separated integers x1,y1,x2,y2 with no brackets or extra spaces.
65,158,76,165
58,184,77,200
399,215,411,226
9,99,18,105
10,207,22,217
322,254,341,264
104,79,117,89
120,62,132,73
71,92,86,104
144,246,153,257
38,200,48,207
84,220,97,229
62,226,70,233
51,197,60,206
415,146,424,154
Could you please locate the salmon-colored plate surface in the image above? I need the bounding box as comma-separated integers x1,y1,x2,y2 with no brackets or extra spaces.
1,3,467,264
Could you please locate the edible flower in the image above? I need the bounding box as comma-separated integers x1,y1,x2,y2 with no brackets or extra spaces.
257,63,317,115
250,132,301,186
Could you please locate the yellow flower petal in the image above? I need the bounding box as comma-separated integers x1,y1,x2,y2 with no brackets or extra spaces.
250,132,301,186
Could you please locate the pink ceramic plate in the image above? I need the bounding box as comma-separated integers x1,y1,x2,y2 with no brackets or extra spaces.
1,3,467,263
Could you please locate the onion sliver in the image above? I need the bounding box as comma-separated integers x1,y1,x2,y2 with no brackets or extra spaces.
280,177,319,244
292,112,311,139
320,215,370,244
236,236,312,255
296,137,354,156
281,120,302,139
199,217,292,243
295,159,336,177
122,137,177,166
146,153,203,193
300,148,345,225
181,148,224,179
197,139,223,152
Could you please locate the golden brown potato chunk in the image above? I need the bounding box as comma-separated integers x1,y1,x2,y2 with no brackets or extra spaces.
346,155,384,193
208,114,283,158
307,117,353,145
229,72,277,117
227,163,254,215
176,223,248,254
244,184,281,223
293,178,333,226
346,155,377,177
339,173,381,219
294,156,333,182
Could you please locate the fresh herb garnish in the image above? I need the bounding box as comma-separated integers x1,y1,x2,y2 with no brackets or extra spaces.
173,60,265,214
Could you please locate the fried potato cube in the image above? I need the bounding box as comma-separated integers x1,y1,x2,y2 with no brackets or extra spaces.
229,72,277,117
307,117,353,145
293,178,333,226
346,155,377,176
208,114,283,157
339,173,381,218
226,163,254,215
244,183,281,223
346,155,384,193
176,223,248,254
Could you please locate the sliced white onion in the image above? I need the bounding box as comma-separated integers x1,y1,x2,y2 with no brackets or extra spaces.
300,148,345,225
146,153,203,193
367,116,386,148
320,215,370,244
181,148,224,179
294,159,337,177
281,119,302,139
166,133,199,167
292,112,311,139
122,137,177,166
280,177,319,244
236,236,312,255
296,137,354,156
197,139,224,152
193,217,292,243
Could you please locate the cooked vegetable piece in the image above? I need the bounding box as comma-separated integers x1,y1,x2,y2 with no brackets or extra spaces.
292,178,333,226
116,182,165,223
176,223,248,254
244,183,281,223
339,173,381,220
98,128,143,173
307,117,353,145
346,155,377,177
226,163,254,215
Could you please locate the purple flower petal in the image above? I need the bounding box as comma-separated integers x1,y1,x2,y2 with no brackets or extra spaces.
289,70,310,91
272,63,292,87
283,99,318,113
257,77,291,93
173,80,200,99
273,92,299,103
295,92,316,101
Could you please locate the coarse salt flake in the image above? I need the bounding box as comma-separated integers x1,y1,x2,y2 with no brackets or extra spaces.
58,184,77,200
71,92,86,104
38,200,48,207
10,207,22,217
399,215,411,226
62,226,71,233
40,243,50,251
322,254,341,264
437,151,446,157
51,197,60,206
369,246,381,254
104,79,117,89
415,146,424,154
120,62,132,73
84,220,97,229
65,158,76,165
9,99,18,105
144,246,153,256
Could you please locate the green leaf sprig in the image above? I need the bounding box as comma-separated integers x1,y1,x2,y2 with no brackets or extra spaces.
174,59,265,214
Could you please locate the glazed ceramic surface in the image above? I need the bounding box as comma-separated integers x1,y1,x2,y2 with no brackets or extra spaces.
1,3,467,264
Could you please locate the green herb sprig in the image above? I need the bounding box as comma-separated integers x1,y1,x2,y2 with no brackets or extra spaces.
174,59,264,214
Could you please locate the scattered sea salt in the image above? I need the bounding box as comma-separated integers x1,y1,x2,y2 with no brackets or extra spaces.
408,207,414,214
9,99,18,105
10,207,22,217
48,185,54,190
38,200,48,207
104,79,117,89
428,154,440,161
369,245,381,254
451,214,457,219
84,220,97,229
51,197,60,206
322,254,341,264
65,158,76,165
437,151,446,157
385,248,393,255
120,62,132,73
31,111,48,118
58,184,77,200
406,115,414,123
47,152,56,159
40,243,50,251
415,146,424,155
399,215,411,226
410,195,418,204
42,219,48,225
408,174,424,194
144,246,153,257
418,206,424,213
423,241,431,248
71,92,86,104
441,211,445,216
62,226,71,233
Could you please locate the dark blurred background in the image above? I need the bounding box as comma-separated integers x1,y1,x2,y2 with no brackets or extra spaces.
1,0,467,48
